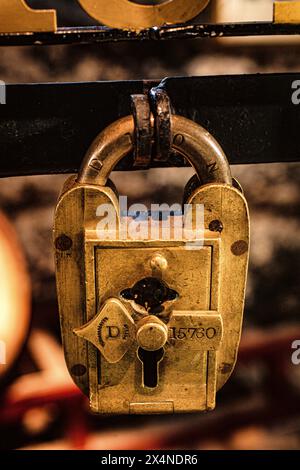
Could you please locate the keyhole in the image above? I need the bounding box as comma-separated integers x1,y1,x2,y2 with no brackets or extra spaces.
138,347,164,388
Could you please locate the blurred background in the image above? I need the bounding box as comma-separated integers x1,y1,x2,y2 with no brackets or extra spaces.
0,0,300,450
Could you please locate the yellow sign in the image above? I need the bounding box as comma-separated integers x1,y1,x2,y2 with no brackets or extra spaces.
0,0,210,34
0,0,57,33
4,1,300,35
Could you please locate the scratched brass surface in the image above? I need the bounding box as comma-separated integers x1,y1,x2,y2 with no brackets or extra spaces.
54,115,249,414
0,0,56,33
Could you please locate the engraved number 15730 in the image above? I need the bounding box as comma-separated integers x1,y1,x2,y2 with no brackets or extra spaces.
169,327,216,340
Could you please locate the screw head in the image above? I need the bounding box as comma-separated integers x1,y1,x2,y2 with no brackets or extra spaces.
231,240,248,256
150,254,168,272
71,364,86,377
55,235,72,251
173,134,184,146
209,220,223,233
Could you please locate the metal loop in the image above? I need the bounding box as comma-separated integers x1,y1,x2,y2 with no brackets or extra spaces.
150,87,172,163
131,94,153,169
77,115,232,187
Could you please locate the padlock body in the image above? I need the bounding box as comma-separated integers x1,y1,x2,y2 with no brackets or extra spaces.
54,180,249,414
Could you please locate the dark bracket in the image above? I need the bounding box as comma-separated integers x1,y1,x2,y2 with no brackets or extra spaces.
1,73,300,177
131,86,172,168
1,22,300,47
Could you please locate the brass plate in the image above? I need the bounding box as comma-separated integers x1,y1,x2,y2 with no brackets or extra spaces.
95,246,213,312
168,311,223,351
85,240,220,414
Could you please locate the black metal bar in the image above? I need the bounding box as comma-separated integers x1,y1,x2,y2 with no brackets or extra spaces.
162,73,300,168
2,22,300,47
0,73,300,177
0,80,156,177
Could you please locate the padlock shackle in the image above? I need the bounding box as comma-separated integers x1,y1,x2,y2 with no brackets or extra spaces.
77,115,232,186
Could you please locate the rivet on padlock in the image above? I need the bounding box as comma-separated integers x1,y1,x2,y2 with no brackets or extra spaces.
54,113,249,415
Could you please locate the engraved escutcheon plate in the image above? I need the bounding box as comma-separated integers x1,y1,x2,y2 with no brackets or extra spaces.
74,298,136,363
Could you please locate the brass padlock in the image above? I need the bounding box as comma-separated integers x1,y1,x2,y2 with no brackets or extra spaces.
54,115,250,415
